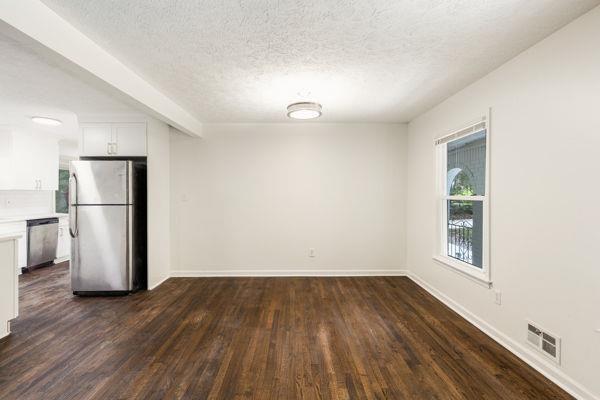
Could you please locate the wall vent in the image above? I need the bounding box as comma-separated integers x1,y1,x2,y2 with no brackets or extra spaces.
526,322,561,364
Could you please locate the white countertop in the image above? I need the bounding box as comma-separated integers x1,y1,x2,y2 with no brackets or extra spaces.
0,213,69,224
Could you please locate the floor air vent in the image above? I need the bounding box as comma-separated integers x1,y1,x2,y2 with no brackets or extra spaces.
527,322,561,364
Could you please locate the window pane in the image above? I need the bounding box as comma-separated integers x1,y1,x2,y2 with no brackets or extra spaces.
447,200,483,268
447,130,486,196
55,169,69,214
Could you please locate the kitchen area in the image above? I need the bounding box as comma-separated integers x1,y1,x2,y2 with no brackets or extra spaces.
0,120,71,338
0,116,151,338
0,22,172,342
0,123,72,272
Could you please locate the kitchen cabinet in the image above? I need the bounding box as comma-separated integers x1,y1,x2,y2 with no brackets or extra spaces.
55,216,70,262
0,221,27,273
0,128,59,191
79,124,112,157
0,235,19,339
80,122,147,157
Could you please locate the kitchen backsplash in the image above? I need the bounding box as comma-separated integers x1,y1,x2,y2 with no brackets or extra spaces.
0,190,55,217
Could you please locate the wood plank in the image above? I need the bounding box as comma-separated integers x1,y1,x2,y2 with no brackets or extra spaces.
0,263,573,400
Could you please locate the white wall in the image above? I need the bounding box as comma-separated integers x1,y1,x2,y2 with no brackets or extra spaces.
146,117,171,288
170,123,407,276
0,191,54,217
58,139,78,169
406,6,600,399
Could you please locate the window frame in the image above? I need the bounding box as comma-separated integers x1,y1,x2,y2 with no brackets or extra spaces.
433,113,491,285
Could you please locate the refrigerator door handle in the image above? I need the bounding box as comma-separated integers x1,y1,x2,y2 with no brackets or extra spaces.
69,173,79,238
128,205,133,290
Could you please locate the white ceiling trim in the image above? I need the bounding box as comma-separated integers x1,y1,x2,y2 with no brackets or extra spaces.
0,0,202,137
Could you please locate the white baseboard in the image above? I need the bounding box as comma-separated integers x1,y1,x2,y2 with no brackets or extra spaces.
170,269,408,277
148,274,170,290
407,272,597,400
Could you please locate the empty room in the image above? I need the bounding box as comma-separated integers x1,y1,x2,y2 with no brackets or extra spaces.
0,1,599,399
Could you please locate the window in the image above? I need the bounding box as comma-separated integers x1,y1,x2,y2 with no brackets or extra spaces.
434,118,490,283
55,169,69,214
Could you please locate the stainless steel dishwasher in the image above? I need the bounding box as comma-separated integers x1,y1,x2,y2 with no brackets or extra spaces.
26,218,59,272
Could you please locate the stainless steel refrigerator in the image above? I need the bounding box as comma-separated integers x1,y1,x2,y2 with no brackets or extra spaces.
69,160,147,295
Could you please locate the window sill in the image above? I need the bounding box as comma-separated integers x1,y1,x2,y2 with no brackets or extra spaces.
432,255,492,288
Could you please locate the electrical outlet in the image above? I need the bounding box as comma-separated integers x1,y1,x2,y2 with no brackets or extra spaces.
309,248,316,258
494,290,502,305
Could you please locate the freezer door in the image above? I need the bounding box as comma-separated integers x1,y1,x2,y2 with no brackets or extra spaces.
70,160,131,205
71,205,131,292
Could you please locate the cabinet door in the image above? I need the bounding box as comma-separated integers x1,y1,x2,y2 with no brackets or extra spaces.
0,129,59,190
80,124,112,157
0,239,18,335
112,123,147,156
0,128,14,189
56,223,70,261
38,137,59,191
0,222,26,271
10,132,39,190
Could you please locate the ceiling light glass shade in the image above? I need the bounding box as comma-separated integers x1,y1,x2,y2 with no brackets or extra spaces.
31,116,62,126
287,102,322,120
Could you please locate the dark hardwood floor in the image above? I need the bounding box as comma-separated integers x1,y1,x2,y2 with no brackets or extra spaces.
0,262,571,400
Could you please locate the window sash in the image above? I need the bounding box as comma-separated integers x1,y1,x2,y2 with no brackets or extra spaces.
435,115,490,283
440,197,487,267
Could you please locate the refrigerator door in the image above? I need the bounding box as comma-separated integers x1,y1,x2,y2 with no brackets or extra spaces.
71,205,131,292
70,160,131,205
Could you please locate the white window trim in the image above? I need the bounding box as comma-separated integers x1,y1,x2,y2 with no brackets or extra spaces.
433,110,491,285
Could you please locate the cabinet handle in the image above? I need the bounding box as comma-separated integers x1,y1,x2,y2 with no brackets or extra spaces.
107,142,112,155
112,142,118,155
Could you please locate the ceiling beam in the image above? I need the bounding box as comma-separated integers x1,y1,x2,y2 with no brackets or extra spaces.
0,0,203,137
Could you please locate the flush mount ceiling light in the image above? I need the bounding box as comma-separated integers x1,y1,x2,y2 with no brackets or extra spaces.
31,116,62,126
287,102,322,120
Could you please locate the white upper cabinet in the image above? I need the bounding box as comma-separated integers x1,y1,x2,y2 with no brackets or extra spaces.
0,127,59,191
80,122,147,157
80,123,112,157
112,123,147,156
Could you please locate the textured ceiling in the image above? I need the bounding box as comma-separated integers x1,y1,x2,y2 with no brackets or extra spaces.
41,0,599,123
0,33,136,140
